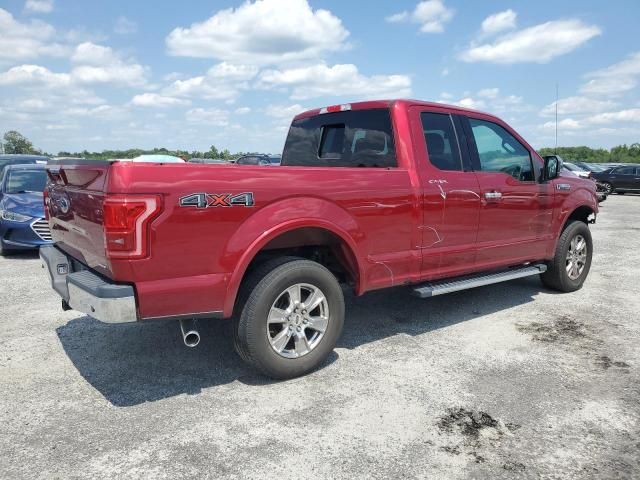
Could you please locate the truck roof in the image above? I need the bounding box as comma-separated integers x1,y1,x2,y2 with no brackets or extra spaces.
293,99,492,121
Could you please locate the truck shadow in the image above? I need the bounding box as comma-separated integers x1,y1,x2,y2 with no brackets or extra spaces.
56,276,551,407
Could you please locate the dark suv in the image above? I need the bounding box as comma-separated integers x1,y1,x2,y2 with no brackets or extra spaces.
592,165,640,194
0,154,48,175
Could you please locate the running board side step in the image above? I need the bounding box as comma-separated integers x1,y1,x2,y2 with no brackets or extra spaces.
412,264,547,298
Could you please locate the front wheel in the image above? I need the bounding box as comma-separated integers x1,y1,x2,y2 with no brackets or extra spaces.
600,182,613,194
234,258,345,379
541,220,593,292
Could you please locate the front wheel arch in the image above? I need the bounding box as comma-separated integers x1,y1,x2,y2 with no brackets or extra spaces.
562,205,595,232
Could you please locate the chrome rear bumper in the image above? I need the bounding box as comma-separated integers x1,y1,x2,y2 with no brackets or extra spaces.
40,245,137,324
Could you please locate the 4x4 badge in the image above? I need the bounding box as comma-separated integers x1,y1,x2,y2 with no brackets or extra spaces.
179,192,255,208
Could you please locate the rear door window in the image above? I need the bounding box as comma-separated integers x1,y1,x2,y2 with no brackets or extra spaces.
282,109,396,168
615,166,635,175
421,112,463,171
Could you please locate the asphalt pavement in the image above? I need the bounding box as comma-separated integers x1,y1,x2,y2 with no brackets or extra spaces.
1,195,638,479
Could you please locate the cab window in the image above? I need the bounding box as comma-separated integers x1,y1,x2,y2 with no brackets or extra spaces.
282,109,396,168
468,118,534,182
421,112,463,171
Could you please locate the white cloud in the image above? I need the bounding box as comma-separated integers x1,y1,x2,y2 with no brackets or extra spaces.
0,8,69,60
439,89,527,114
234,107,251,115
461,20,601,64
265,104,307,119
386,0,454,33
478,88,499,99
185,108,229,126
258,63,411,100
540,96,618,116
588,108,640,125
61,104,125,119
24,0,54,14
481,9,516,36
386,12,409,23
580,51,640,97
166,0,349,65
0,64,70,87
114,16,137,35
163,62,258,101
541,118,583,131
456,97,486,109
540,108,640,132
130,93,190,107
70,42,147,87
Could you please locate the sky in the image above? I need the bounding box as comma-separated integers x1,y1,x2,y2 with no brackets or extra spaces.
0,0,639,155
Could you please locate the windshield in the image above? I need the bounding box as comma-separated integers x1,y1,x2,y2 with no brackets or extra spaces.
563,162,586,172
5,169,47,194
585,163,607,172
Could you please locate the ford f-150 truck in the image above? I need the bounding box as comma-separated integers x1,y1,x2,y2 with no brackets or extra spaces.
40,100,598,379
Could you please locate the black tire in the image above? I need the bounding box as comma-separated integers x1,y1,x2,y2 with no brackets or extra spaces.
541,220,592,292
601,182,613,194
234,258,345,379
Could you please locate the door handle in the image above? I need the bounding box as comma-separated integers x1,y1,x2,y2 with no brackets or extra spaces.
484,191,503,200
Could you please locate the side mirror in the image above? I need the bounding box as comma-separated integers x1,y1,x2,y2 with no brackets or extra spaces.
542,156,561,182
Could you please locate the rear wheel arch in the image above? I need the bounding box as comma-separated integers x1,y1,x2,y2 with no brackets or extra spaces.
224,223,362,317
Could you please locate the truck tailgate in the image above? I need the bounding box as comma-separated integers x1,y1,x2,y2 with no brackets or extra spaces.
46,161,112,275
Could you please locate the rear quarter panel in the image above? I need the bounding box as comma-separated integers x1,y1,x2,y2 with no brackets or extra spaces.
107,163,417,318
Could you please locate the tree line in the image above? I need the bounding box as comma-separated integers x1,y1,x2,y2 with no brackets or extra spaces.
1,131,253,161
3,129,640,164
537,144,640,164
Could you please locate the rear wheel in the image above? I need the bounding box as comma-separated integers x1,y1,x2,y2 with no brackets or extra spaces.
601,182,613,194
234,258,344,379
541,220,592,292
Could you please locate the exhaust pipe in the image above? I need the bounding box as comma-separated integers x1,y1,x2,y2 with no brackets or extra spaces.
179,319,200,348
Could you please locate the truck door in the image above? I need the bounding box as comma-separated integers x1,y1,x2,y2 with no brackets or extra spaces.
460,114,554,269
410,106,481,279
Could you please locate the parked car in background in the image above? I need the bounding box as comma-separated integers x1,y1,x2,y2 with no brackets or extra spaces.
235,154,272,166
267,155,282,166
0,154,48,175
124,155,185,163
0,164,51,255
563,161,592,179
592,165,640,194
574,161,609,173
188,158,228,164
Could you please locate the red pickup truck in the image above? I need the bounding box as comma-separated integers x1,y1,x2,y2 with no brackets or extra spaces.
41,100,598,378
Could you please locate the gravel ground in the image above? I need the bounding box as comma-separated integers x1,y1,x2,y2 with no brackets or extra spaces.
1,195,639,479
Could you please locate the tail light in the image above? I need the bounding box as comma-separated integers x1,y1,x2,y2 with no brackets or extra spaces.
43,188,50,221
103,195,161,259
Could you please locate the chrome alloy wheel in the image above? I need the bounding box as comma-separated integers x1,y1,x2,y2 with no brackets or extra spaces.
566,234,588,280
266,283,329,358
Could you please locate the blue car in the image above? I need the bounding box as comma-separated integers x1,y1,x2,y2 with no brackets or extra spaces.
0,164,51,255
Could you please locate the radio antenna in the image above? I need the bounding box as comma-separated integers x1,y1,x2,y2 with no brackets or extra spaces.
555,82,559,154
